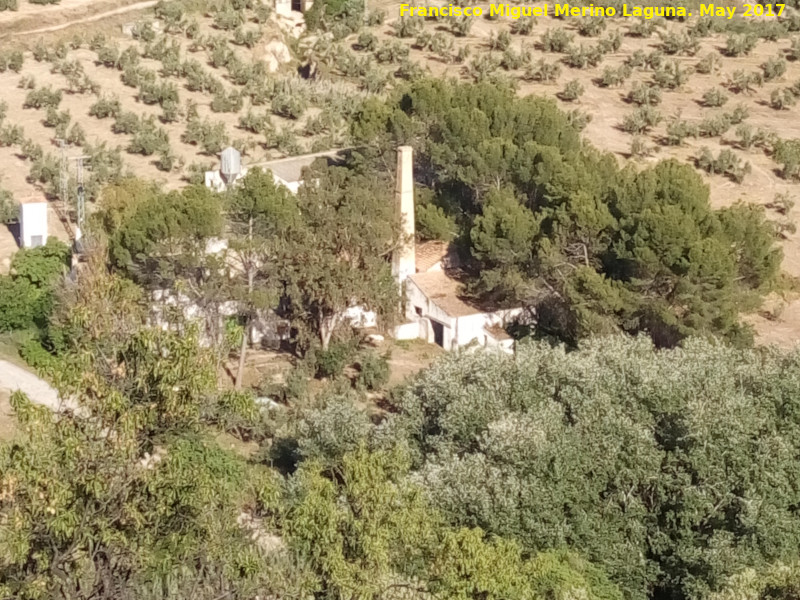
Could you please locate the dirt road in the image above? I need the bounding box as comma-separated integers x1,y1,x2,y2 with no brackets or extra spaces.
0,359,64,411
0,0,156,39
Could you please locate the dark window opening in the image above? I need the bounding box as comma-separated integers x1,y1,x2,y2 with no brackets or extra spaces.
414,306,423,316
430,320,444,348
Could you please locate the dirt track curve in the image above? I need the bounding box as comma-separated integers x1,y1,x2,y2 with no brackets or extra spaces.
0,0,157,39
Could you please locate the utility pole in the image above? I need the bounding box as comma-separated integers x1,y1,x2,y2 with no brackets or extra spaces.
58,139,68,208
73,155,87,242
56,138,90,245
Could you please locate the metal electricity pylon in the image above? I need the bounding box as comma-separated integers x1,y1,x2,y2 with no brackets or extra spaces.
56,138,90,244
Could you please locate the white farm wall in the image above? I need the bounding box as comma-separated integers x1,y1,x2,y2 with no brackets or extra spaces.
453,313,489,348
20,202,48,248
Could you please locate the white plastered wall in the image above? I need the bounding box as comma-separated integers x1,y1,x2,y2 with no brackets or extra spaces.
20,202,48,248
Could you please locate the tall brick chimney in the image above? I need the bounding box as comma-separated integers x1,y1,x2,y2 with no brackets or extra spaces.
392,146,416,285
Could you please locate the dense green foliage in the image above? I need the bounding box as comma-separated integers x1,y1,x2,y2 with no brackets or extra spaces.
0,239,70,332
376,337,800,600
352,79,780,347
1,257,632,600
303,0,364,37
95,166,401,355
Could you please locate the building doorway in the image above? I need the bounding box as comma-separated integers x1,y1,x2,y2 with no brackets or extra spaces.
430,319,445,348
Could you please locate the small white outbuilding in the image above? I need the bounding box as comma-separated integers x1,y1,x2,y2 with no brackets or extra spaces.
19,198,48,249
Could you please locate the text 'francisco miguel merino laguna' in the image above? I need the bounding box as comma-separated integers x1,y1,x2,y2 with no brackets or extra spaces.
398,3,786,19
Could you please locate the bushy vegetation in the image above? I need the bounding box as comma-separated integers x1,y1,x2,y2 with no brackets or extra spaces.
381,337,800,600
0,239,70,332
4,5,800,598
353,79,780,347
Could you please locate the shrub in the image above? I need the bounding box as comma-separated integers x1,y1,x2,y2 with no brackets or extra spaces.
598,65,632,88
774,139,800,180
356,31,378,51
119,47,141,71
788,36,800,61
621,106,662,134
695,52,720,74
770,88,797,110
366,8,385,25
355,350,390,391
630,135,656,158
627,19,655,38
254,3,272,23
525,58,561,82
626,50,647,68
698,113,732,137
392,15,423,38
213,7,244,30
0,124,23,147
500,47,529,71
597,31,622,53
112,111,140,135
563,44,603,69
138,80,180,107
0,187,15,223
0,49,24,73
727,103,750,124
127,117,169,156
696,147,751,182
510,16,535,35
121,66,156,88
375,40,409,64
20,139,43,161
271,93,307,120
210,89,243,113
233,26,261,48
155,146,177,172
724,33,758,57
239,110,272,135
576,16,605,37
558,79,584,101
646,50,664,69
665,117,698,146
726,69,763,94
767,192,795,215
540,28,573,53
702,88,729,107
464,53,502,83
23,86,62,109
95,44,120,68
451,15,473,37
43,107,70,129
182,118,229,155
628,82,662,106
314,341,355,378
396,58,427,80
652,60,691,89
154,0,184,30
65,123,86,147
489,30,511,51
160,100,181,124
761,56,787,81
660,30,699,55
361,66,391,92
280,364,310,401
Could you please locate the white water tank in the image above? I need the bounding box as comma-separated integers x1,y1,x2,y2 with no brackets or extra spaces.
220,147,241,181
